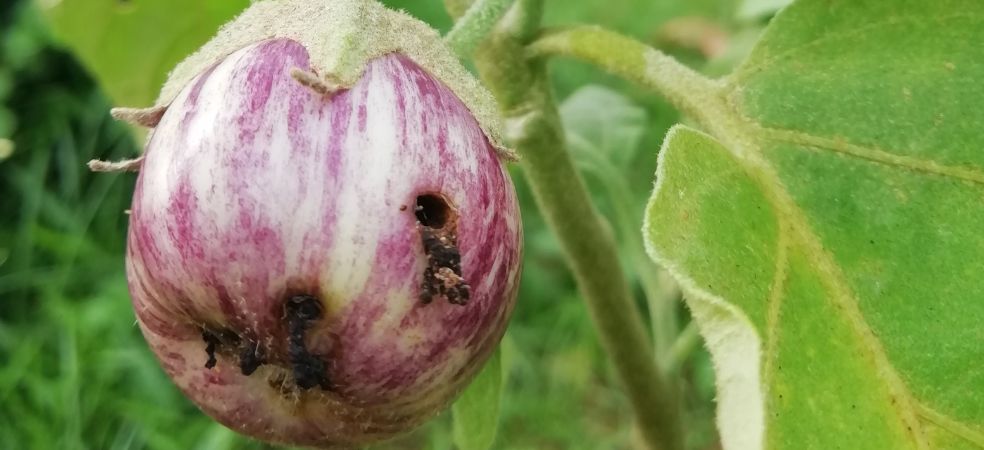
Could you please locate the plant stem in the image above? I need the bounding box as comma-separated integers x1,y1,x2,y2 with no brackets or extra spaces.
526,25,735,373
444,0,516,57
570,143,678,360
527,26,724,127
454,2,684,448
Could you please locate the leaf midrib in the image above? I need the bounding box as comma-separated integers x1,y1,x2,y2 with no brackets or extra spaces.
753,127,984,449
724,100,930,449
729,93,984,447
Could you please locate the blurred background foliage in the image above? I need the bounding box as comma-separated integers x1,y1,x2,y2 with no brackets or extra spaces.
0,0,784,448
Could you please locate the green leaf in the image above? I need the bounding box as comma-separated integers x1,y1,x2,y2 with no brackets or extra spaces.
735,0,791,20
560,85,647,167
644,1,984,449
558,85,647,240
452,347,504,450
40,0,249,106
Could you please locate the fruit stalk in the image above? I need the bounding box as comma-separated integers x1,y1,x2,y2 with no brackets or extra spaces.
444,0,516,57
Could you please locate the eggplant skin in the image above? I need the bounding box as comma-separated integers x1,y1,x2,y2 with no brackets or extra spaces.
125,38,521,448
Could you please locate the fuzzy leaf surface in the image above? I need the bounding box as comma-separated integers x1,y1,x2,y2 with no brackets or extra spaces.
644,1,984,449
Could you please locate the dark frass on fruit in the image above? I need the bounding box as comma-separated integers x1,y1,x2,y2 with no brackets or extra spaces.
284,294,331,390
415,193,470,305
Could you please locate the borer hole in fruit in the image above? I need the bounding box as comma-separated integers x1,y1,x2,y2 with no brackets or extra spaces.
415,194,451,228
416,193,470,305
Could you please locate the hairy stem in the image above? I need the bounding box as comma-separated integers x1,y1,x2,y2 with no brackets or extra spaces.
527,24,734,372
454,2,684,448
527,25,724,127
444,0,516,57
571,143,678,359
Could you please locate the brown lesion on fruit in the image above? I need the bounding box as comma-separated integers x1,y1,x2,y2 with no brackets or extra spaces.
415,193,470,305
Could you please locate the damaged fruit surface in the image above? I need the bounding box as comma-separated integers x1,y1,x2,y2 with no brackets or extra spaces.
123,4,522,446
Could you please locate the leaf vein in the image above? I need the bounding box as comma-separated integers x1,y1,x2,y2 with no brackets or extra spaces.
758,127,984,186
684,5,982,448
762,219,790,389
916,402,984,448
743,149,933,449
729,12,984,84
711,119,933,448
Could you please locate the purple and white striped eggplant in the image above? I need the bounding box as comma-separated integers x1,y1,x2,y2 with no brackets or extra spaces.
106,1,521,447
